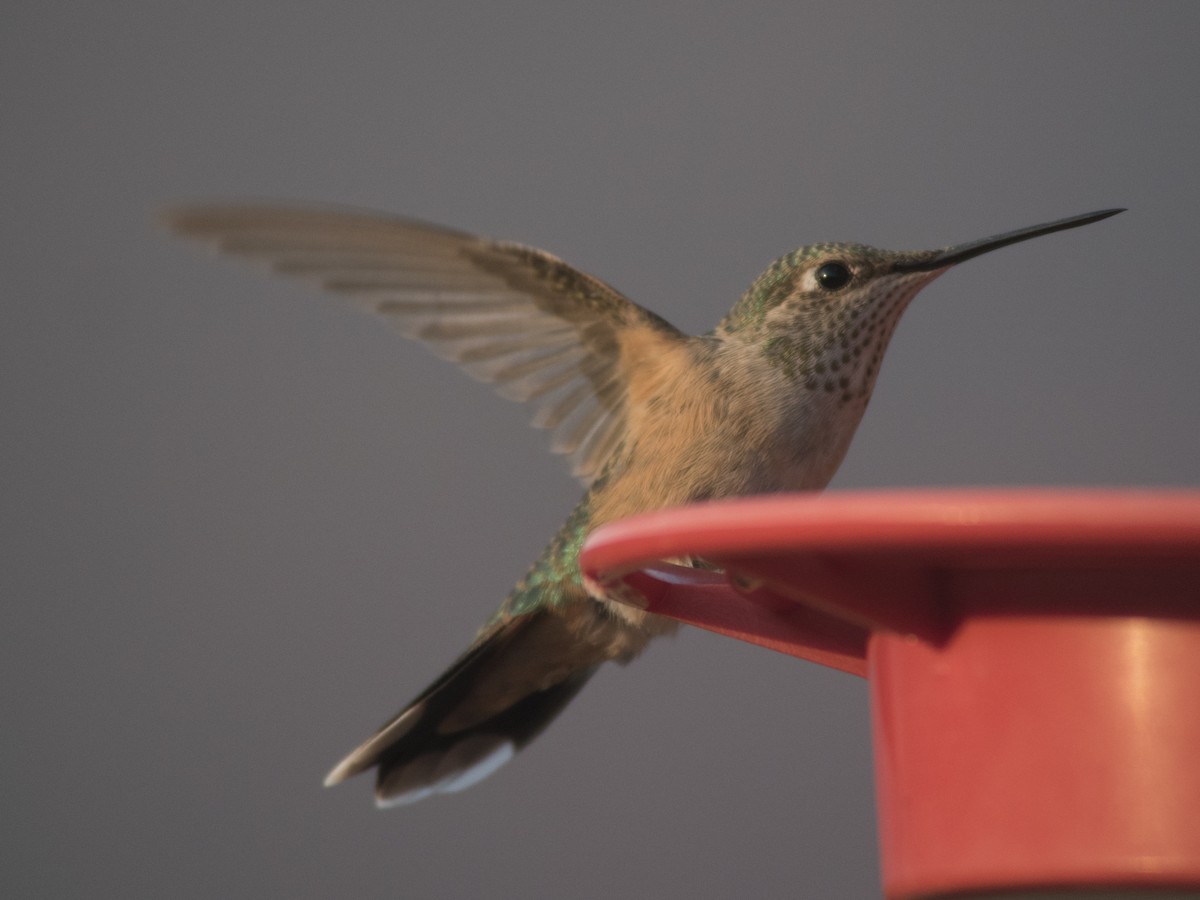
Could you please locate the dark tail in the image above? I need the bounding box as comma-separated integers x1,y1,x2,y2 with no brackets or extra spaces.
324,609,600,806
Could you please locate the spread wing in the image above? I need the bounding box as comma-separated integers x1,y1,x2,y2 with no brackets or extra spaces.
164,205,685,484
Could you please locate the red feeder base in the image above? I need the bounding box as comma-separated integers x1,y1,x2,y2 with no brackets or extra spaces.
581,490,1200,898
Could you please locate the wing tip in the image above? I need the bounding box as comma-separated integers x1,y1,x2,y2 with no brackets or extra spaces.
322,764,350,788
158,203,257,240
323,742,377,788
322,702,426,788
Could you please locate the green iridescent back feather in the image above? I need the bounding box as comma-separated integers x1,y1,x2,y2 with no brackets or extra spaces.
485,470,611,627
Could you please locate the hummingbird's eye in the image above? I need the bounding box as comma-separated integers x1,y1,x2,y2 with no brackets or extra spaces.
815,262,852,291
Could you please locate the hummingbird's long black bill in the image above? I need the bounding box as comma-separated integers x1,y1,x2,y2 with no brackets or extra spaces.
892,208,1125,273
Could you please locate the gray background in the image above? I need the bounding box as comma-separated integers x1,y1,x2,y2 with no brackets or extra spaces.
4,2,1198,898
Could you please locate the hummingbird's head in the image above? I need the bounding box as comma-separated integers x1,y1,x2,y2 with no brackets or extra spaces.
716,242,947,404
716,209,1123,405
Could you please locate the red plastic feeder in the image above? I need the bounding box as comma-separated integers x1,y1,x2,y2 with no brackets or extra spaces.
580,490,1200,899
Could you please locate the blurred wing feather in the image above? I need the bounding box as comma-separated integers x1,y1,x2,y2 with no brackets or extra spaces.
165,205,685,483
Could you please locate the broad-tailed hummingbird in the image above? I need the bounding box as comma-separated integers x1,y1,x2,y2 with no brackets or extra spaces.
166,205,1121,805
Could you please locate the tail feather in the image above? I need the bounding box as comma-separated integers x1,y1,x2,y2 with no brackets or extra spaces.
324,609,600,806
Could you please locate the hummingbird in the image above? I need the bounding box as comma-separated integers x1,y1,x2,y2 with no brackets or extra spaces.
165,204,1121,806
